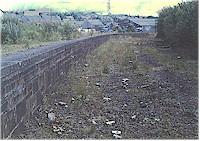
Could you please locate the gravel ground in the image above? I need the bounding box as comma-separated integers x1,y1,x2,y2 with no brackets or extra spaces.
15,35,198,139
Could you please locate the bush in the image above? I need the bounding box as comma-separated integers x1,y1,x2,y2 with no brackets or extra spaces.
1,15,76,45
58,22,74,40
157,1,198,48
1,15,23,44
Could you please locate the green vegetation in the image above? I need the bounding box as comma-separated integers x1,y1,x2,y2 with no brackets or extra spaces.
157,1,198,48
1,15,81,55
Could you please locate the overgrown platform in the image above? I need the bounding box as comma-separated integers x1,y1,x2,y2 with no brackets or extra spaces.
15,34,198,139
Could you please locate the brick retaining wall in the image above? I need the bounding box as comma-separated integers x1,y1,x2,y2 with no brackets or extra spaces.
0,33,148,138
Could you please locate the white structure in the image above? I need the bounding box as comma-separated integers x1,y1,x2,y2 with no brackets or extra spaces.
129,17,157,32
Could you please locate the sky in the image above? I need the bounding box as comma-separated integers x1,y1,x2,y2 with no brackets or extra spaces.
0,0,183,16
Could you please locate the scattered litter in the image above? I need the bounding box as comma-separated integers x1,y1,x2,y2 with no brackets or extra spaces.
53,129,60,132
122,78,129,82
113,134,122,139
111,130,122,135
84,64,89,67
112,130,122,139
58,101,67,106
103,97,111,101
53,125,57,129
48,112,56,122
96,82,101,87
122,85,127,89
57,132,62,135
154,118,160,122
106,120,115,125
53,125,65,133
131,115,137,119
122,79,129,89
58,126,64,132
92,120,98,125
139,101,147,108
144,117,150,122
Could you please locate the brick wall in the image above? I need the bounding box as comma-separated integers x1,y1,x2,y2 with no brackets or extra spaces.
0,33,148,138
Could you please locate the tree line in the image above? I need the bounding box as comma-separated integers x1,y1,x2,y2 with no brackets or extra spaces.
1,15,78,45
157,1,198,48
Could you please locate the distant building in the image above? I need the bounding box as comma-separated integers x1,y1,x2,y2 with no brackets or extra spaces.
88,19,104,31
23,8,51,16
129,17,157,32
80,20,93,32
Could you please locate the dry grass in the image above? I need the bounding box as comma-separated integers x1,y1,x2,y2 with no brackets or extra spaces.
66,36,140,100
141,47,198,75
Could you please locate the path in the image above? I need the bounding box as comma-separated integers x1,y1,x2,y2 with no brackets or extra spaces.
15,34,198,139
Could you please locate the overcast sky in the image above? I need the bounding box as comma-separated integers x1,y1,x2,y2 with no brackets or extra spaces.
0,0,182,16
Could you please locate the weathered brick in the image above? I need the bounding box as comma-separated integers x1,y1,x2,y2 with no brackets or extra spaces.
0,33,115,138
16,99,27,123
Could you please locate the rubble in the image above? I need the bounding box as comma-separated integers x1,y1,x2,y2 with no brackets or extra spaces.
112,130,122,139
131,115,137,119
103,97,111,101
84,64,89,67
91,119,98,125
113,134,122,139
106,120,115,125
47,112,56,122
122,78,129,83
139,101,147,108
58,101,67,106
96,82,101,87
154,118,160,122
111,130,122,135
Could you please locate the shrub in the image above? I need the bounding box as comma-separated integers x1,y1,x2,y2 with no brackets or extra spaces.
1,15,23,44
1,15,75,45
157,1,198,48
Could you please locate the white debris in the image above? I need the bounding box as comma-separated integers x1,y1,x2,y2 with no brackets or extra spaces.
96,82,101,87
122,85,127,89
71,97,75,101
113,134,122,139
58,101,67,106
84,64,89,67
48,112,56,122
64,105,68,108
154,118,160,122
103,97,111,101
177,56,181,59
131,115,137,119
57,132,62,135
58,126,64,132
53,125,57,128
106,120,115,125
111,130,122,135
122,78,129,82
53,129,60,132
92,120,98,125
